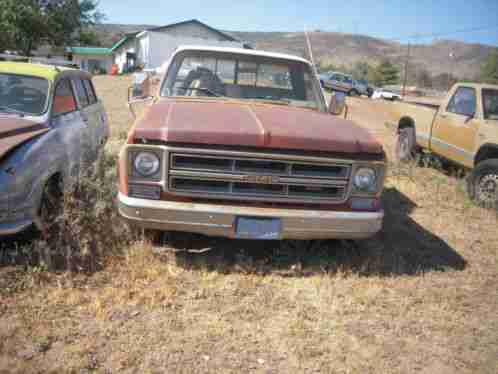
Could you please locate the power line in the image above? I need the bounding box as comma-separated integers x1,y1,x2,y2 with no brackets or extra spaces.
383,24,498,42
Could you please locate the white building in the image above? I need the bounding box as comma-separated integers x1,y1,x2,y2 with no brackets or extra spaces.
67,19,249,74
111,19,249,73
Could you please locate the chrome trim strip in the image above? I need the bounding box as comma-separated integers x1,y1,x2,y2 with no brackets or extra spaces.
118,193,383,240
170,153,352,179
169,169,349,186
430,137,475,162
416,132,430,141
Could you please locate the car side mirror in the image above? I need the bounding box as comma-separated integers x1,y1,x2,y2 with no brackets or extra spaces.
128,72,152,102
128,72,155,118
329,90,347,116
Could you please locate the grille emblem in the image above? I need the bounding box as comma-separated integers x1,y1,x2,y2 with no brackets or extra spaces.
241,175,280,184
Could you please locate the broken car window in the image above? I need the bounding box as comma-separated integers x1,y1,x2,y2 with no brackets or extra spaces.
0,74,49,116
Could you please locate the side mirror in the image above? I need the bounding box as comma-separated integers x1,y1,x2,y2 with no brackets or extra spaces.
128,72,152,102
128,72,155,119
329,90,347,116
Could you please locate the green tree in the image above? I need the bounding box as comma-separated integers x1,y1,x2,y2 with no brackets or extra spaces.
0,0,47,56
416,68,433,88
480,51,498,84
376,59,400,86
432,73,458,91
77,30,102,46
367,64,381,86
0,0,104,56
351,61,370,80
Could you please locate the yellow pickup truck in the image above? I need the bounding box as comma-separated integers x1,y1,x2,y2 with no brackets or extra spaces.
395,82,498,206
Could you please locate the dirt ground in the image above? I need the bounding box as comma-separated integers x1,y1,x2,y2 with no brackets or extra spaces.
0,75,497,373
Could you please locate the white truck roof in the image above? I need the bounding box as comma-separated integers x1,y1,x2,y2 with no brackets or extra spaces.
174,45,312,65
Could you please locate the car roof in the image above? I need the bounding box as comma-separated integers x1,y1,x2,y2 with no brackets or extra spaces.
0,62,81,82
456,82,498,90
174,45,312,65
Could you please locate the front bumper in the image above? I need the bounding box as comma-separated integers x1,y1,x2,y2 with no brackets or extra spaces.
118,193,383,240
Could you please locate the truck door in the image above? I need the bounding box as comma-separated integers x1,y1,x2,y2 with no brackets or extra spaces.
83,78,107,151
72,77,100,162
431,86,479,167
52,78,89,180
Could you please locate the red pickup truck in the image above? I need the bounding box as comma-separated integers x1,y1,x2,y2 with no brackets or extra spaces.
118,46,386,240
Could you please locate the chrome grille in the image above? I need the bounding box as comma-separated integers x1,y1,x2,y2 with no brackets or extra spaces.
167,153,352,203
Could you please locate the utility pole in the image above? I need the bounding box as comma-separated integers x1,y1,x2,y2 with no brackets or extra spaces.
304,28,318,77
402,43,411,98
448,51,454,92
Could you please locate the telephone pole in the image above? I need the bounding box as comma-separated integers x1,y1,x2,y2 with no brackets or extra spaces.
402,43,411,98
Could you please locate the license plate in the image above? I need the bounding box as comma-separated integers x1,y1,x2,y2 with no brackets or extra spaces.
235,217,281,240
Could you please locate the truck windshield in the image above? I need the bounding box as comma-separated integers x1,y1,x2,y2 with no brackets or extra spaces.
0,74,49,116
161,51,325,111
483,89,498,120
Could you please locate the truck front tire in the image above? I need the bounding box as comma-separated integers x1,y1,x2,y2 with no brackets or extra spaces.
467,159,498,208
395,127,416,163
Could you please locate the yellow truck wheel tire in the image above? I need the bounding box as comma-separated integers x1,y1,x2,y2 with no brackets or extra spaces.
395,127,416,163
467,159,498,209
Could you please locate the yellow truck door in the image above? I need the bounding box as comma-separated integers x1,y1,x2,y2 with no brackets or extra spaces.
431,86,480,168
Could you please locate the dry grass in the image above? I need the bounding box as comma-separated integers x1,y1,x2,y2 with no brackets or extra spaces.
0,76,497,373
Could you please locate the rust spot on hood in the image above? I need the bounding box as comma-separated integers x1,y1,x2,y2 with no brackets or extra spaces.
131,99,384,155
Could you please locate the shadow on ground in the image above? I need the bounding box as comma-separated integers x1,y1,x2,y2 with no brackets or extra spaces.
1,188,466,277
157,187,466,277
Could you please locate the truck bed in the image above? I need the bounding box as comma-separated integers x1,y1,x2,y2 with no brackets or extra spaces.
392,100,439,145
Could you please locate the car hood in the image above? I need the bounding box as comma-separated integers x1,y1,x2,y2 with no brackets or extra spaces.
0,117,49,162
132,100,383,155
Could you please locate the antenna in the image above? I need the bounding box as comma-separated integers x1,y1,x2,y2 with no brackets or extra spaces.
304,27,319,76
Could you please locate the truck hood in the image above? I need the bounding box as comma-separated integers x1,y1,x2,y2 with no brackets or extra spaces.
0,117,49,162
132,100,383,155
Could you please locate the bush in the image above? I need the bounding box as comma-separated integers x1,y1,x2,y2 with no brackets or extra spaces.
32,151,134,272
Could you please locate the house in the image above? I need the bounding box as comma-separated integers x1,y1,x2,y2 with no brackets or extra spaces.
66,47,113,73
66,19,249,74
110,19,249,73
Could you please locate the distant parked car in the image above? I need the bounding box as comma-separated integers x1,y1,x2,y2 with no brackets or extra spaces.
0,62,109,237
319,71,360,96
371,88,402,101
354,79,374,97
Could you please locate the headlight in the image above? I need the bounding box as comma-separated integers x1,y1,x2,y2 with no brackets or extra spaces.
133,152,160,177
353,167,377,192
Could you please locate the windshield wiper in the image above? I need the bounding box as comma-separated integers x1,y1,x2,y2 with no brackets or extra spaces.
0,105,25,117
178,87,224,97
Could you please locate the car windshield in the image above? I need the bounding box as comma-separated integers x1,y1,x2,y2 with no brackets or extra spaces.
161,50,325,111
0,73,49,116
483,89,498,120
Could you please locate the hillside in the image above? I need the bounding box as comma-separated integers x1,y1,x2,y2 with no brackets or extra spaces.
228,31,495,78
91,24,497,79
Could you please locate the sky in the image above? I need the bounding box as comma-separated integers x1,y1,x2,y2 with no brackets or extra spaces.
98,0,498,46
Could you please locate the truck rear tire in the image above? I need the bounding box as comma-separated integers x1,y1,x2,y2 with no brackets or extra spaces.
467,159,498,208
395,127,416,163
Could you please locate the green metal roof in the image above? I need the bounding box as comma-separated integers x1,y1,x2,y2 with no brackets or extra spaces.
68,47,112,55
110,36,132,52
